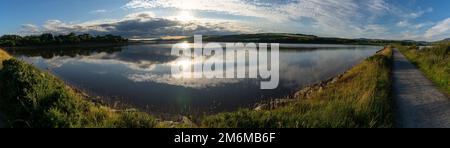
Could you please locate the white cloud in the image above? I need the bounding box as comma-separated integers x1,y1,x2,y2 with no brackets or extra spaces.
412,23,430,29
124,0,291,22
396,20,430,29
406,7,433,19
90,9,107,14
18,0,437,40
425,18,450,40
20,24,41,35
397,20,410,27
25,11,255,38
122,0,408,38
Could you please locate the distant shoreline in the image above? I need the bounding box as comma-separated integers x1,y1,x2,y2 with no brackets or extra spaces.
0,42,131,49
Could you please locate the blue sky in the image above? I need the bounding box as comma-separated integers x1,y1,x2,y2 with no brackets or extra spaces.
0,0,449,41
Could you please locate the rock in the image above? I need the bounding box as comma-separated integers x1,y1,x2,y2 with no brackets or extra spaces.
254,104,268,111
331,77,340,83
253,71,346,111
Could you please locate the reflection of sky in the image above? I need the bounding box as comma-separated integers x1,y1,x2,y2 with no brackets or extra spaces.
13,44,380,114
19,44,379,90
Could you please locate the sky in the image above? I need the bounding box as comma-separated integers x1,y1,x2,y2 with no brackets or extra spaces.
0,0,449,41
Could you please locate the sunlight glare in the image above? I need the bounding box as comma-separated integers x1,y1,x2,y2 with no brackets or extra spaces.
176,11,195,22
178,42,190,49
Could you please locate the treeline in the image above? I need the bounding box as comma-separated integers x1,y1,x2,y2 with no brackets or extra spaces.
0,33,128,47
196,33,427,46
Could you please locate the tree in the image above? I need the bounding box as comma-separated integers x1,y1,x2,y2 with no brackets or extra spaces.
40,33,54,44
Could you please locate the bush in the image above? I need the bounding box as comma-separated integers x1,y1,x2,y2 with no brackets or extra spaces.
114,111,158,128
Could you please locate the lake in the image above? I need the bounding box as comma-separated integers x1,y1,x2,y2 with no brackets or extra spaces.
7,44,381,115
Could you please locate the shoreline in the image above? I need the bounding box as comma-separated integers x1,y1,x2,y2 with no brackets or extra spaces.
253,47,388,111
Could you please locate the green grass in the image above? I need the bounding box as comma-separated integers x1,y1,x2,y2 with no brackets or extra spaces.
398,44,450,94
0,53,158,128
201,48,394,128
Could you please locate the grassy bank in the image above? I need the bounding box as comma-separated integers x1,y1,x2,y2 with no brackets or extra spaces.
397,44,450,94
0,49,159,128
202,48,394,128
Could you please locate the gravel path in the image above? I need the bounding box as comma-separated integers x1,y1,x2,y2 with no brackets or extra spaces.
393,48,450,128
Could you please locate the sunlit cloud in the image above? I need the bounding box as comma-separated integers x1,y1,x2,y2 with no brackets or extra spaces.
14,0,446,41
122,0,421,38
425,18,450,40
24,11,255,38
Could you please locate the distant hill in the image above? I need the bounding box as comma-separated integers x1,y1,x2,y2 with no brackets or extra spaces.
442,38,450,42
164,33,426,46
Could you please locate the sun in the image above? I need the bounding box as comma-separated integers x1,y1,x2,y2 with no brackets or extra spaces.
176,11,195,22
176,42,190,49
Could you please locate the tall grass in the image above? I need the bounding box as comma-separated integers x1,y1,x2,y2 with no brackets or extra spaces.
202,48,394,128
398,43,450,94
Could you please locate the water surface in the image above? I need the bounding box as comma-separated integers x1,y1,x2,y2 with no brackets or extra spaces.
7,44,380,115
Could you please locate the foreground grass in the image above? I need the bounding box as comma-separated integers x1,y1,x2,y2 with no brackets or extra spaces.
0,49,158,128
397,44,450,94
202,48,394,128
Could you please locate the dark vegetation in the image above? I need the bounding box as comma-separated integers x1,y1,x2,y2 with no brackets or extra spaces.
0,33,127,47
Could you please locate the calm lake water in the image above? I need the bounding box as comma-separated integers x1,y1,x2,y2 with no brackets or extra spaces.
7,44,380,115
